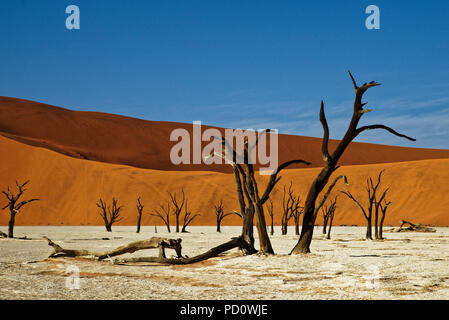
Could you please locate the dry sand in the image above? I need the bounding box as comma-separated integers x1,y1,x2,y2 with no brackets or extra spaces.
1,134,449,227
0,226,448,300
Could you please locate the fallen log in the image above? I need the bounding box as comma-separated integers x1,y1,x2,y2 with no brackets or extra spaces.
0,231,31,239
44,236,183,260
114,236,253,265
386,220,436,233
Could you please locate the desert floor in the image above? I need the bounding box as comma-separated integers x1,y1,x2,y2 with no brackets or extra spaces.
0,226,448,300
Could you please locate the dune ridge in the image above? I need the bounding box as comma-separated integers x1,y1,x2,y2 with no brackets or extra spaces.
2,96,449,174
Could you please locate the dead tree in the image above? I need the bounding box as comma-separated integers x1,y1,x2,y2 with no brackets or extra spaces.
378,198,391,240
136,197,144,233
45,236,183,260
1,180,39,238
181,199,199,233
212,131,310,254
168,190,185,233
281,185,293,235
214,200,239,232
45,234,253,266
374,188,389,240
321,207,330,235
290,195,303,236
389,220,436,233
97,198,123,232
342,170,387,240
115,236,253,265
321,196,338,235
150,202,171,232
281,183,302,235
290,71,415,254
266,199,275,236
321,196,338,239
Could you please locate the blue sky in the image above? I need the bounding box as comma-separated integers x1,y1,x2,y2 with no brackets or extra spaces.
1,0,449,148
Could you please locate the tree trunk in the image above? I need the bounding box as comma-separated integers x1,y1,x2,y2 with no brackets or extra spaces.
217,219,221,232
291,175,325,254
8,213,15,238
295,220,300,236
241,206,256,254
374,211,379,240
379,223,383,240
281,219,288,235
322,217,329,234
106,224,112,232
270,217,274,236
366,219,372,240
379,214,386,240
253,202,274,254
327,214,334,240
233,167,256,254
175,217,179,233
292,219,314,253
136,214,142,233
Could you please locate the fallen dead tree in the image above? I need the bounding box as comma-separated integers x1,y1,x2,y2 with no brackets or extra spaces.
44,235,252,265
44,236,183,260
387,221,436,233
114,236,253,265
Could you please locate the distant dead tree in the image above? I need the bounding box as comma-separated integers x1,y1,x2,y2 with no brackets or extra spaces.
210,132,310,254
321,196,337,234
97,197,123,232
181,199,200,233
281,188,292,235
266,199,275,236
290,71,415,254
150,202,171,233
281,183,302,235
321,196,338,239
1,180,39,238
214,200,240,232
390,220,435,233
136,197,144,233
168,190,186,233
377,198,391,240
290,200,303,236
341,170,388,240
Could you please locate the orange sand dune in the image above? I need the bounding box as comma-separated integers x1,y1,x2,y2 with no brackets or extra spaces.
1,96,449,174
1,135,448,227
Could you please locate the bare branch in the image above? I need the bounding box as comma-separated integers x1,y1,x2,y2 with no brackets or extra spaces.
16,198,40,211
314,175,348,217
260,159,311,204
319,100,332,164
355,124,416,141
348,70,358,90
341,190,368,220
